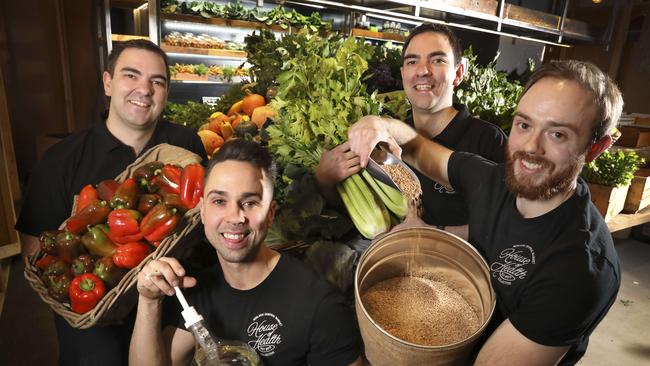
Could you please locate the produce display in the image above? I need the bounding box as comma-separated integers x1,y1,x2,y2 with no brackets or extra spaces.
455,46,532,132
581,150,645,188
164,32,226,49
196,86,272,158
170,63,249,81
264,32,407,239
162,0,331,33
32,161,205,314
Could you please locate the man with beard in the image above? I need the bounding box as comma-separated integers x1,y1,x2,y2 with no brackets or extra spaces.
346,60,621,365
15,40,206,365
130,139,362,366
315,23,506,238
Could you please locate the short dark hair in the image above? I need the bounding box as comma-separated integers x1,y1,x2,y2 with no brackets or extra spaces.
205,139,277,192
521,60,623,142
106,39,170,85
402,23,463,66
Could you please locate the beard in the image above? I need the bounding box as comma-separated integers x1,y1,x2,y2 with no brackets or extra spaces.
504,148,584,201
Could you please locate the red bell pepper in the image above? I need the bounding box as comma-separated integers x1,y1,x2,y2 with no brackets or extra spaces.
140,203,180,243
35,255,60,270
69,273,106,314
55,231,86,263
81,224,117,257
109,178,138,209
150,164,182,195
48,273,72,302
133,161,164,192
65,200,111,234
71,254,95,276
76,185,99,214
162,193,187,214
137,193,161,215
39,230,64,256
180,163,205,209
93,256,128,288
107,209,143,244
40,259,70,288
97,179,120,202
112,241,152,269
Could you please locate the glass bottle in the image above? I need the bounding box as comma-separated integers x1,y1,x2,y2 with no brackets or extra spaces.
175,287,263,366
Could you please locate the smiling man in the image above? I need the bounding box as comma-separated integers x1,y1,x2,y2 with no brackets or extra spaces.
347,60,622,365
315,24,506,237
15,40,206,366
131,139,362,366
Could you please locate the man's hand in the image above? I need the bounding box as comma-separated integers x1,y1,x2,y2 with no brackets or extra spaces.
347,115,403,168
316,142,361,186
137,257,197,301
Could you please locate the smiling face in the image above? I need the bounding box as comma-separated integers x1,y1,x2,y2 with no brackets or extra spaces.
102,48,168,130
200,160,276,264
400,31,463,114
505,77,600,200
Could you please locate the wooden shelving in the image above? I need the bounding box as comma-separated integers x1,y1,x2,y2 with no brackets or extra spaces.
161,12,290,33
111,34,149,42
161,43,247,59
351,28,406,43
607,206,650,233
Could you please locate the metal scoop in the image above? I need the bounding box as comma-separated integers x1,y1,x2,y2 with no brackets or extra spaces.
366,147,420,192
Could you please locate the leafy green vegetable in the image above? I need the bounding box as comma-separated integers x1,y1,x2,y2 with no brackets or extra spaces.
265,31,399,239
455,46,530,132
162,1,331,32
265,168,353,245
163,101,216,130
377,90,410,121
581,150,645,187
266,32,379,169
363,45,403,93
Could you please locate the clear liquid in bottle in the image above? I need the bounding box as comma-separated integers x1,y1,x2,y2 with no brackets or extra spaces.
175,286,263,366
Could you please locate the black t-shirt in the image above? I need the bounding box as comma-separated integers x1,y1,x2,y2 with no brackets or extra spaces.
405,103,507,226
448,152,621,365
15,118,207,236
163,254,361,366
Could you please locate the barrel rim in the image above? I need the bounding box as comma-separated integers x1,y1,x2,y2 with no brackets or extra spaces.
354,226,497,349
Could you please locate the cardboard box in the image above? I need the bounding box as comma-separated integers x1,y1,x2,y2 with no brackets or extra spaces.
623,168,650,213
616,126,650,148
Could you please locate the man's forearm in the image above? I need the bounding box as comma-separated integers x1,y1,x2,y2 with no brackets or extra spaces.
401,133,454,188
130,296,169,366
19,233,40,261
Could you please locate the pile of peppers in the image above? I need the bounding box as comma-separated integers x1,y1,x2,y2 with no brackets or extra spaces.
34,160,205,314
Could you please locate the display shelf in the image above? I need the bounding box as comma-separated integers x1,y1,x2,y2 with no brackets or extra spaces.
161,44,247,60
111,34,149,42
161,12,289,33
351,28,406,43
607,206,650,233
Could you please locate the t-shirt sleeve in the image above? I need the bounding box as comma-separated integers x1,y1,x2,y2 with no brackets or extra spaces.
189,133,208,162
480,126,507,163
447,151,497,202
15,149,70,236
508,249,620,346
306,292,361,366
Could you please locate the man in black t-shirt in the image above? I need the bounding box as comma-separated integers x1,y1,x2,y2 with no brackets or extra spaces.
315,24,506,238
131,140,362,366
15,40,206,366
347,60,622,365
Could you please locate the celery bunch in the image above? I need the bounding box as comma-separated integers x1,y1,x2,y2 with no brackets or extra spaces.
266,31,407,238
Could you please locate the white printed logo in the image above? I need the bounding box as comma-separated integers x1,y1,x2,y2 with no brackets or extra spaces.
433,181,456,194
490,245,535,285
246,313,283,356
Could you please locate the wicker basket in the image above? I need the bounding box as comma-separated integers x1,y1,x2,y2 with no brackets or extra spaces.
24,143,204,329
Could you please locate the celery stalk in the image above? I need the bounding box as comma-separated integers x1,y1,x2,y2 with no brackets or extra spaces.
360,169,408,218
339,174,389,239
